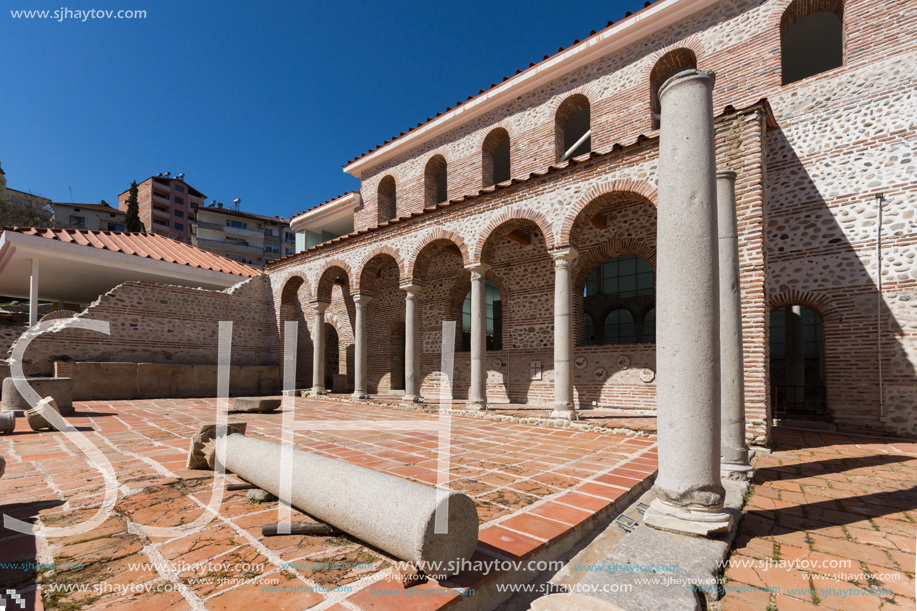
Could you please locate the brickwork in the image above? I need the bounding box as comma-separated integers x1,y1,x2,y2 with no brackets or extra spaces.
12,275,278,377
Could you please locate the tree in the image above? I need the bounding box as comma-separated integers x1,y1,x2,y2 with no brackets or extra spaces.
124,181,145,233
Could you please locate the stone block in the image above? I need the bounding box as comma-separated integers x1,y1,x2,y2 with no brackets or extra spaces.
137,363,177,399
192,365,218,398
0,412,14,434
26,398,61,431
235,366,260,395
232,397,281,413
71,363,137,400
257,367,282,395
2,376,73,414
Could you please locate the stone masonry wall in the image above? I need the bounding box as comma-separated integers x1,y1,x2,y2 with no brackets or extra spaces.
13,275,279,377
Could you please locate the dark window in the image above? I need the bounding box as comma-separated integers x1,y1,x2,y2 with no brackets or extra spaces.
482,128,511,187
377,175,397,222
604,309,637,345
461,279,502,351
424,155,448,206
174,210,184,218
107,223,125,232
227,220,247,229
174,222,184,231
174,196,184,205
781,4,844,85
555,94,591,162
583,256,655,345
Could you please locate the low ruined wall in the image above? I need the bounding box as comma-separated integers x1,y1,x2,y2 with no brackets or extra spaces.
12,276,279,377
54,362,281,400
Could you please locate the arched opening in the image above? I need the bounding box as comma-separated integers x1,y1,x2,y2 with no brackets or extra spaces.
582,256,655,345
642,307,656,344
377,175,396,223
482,128,511,187
649,48,698,129
325,323,340,390
360,253,404,395
770,305,826,419
391,322,405,392
461,279,502,351
279,276,310,388
781,0,844,85
424,155,448,206
555,94,591,162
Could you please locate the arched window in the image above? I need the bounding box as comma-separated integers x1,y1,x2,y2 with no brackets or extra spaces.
462,279,502,351
649,48,698,129
781,0,843,85
482,128,511,187
555,94,591,162
377,175,396,223
583,256,655,345
604,309,637,345
770,305,826,417
424,155,448,206
643,308,656,344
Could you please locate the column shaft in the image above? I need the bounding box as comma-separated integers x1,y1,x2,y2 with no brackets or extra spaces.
310,303,328,396
352,295,372,400
466,264,490,409
551,248,578,420
717,170,753,478
29,259,39,327
402,285,422,403
645,69,732,536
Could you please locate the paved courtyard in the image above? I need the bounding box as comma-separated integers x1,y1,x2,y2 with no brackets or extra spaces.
722,428,916,611
0,396,656,610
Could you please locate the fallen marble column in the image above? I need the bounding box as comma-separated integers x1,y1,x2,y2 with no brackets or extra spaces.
0,412,14,434
187,424,478,572
645,68,732,537
0,455,5,479
716,170,753,480
26,397,63,431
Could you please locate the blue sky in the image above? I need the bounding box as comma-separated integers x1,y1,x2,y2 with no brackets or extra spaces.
2,0,637,219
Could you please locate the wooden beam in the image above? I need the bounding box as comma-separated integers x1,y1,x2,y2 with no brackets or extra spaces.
507,230,531,246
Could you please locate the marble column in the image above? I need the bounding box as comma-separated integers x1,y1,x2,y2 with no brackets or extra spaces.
717,170,753,480
310,302,329,397
644,69,733,537
551,247,578,420
29,259,39,327
351,294,372,400
402,284,422,403
466,263,491,410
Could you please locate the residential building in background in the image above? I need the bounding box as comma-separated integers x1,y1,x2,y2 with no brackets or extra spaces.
117,174,204,242
290,191,359,253
192,202,293,268
51,201,126,231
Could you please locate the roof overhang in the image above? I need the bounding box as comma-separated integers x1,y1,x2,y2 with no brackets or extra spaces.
342,0,719,178
290,192,362,233
0,231,248,303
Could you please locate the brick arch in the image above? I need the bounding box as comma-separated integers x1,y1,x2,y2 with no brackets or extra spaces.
560,181,658,248
279,272,311,305
767,290,840,326
572,238,657,294
648,47,699,126
355,246,405,294
314,259,352,303
405,229,470,285
547,81,602,114
776,0,844,37
474,207,555,264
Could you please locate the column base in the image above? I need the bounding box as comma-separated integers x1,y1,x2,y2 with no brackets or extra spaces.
466,400,486,411
402,395,422,404
644,498,733,537
721,462,754,481
309,387,327,398
350,392,368,401
550,408,577,421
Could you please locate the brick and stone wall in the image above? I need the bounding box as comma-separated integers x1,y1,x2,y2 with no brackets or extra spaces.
11,275,279,377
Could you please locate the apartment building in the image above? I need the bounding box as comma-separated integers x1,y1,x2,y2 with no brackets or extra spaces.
51,201,126,231
117,174,204,241
192,203,294,268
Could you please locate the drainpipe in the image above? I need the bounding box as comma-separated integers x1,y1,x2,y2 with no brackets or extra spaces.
876,193,885,420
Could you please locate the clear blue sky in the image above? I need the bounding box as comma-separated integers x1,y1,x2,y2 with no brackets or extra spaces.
2,0,637,219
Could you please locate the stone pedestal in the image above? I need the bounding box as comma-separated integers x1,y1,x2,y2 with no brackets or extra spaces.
351,294,372,399
187,424,478,571
402,285,422,403
2,377,73,415
310,302,329,397
645,69,732,537
0,412,15,434
717,170,753,480
466,263,491,410
551,248,578,420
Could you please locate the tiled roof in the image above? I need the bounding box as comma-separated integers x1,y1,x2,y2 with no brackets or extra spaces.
196,206,289,225
2,227,260,278
52,202,124,213
344,0,661,168
269,100,774,271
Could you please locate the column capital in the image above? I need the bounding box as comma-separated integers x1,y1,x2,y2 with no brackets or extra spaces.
716,169,737,181
464,262,492,275
550,247,578,265
310,301,330,313
400,283,422,295
353,294,373,306
657,68,715,103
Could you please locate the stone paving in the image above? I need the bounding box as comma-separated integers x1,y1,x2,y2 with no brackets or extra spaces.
721,428,916,611
0,396,657,611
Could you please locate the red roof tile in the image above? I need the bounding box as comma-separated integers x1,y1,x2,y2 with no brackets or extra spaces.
1,227,260,278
